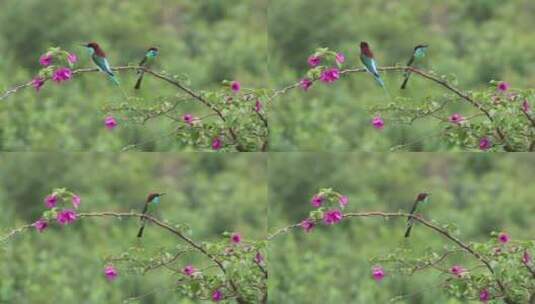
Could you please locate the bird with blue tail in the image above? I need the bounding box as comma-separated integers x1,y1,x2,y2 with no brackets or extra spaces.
134,47,159,90
400,44,428,89
404,192,430,238
137,192,166,238
82,42,120,86
359,41,385,88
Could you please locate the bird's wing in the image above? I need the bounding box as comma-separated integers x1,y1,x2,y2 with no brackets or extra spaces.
93,55,115,76
406,55,415,67
369,59,381,78
407,200,420,221
138,56,147,67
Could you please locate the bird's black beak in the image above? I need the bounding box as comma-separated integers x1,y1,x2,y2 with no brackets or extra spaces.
159,192,167,196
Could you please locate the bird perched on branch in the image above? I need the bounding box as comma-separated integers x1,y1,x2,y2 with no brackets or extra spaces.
400,44,428,89
404,192,430,238
82,42,120,85
134,47,159,90
359,41,385,87
137,192,166,238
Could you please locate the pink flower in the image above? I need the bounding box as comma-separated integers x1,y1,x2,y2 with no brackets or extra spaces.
372,116,385,130
230,232,241,244
182,265,197,277
320,68,340,84
67,53,77,64
449,113,464,124
44,194,58,208
339,195,349,208
497,81,510,92
104,265,118,281
33,219,48,233
522,99,531,113
230,81,241,92
300,218,315,232
310,195,324,207
372,266,385,282
183,114,194,125
32,77,45,92
307,55,321,67
255,100,263,113
212,289,223,302
498,232,510,244
211,137,223,150
323,209,343,225
254,252,264,265
71,194,81,209
335,53,345,65
479,288,490,303
450,265,466,278
52,67,72,83
479,137,491,150
522,250,532,265
39,53,52,66
300,78,313,91
56,209,77,225
300,218,315,233
104,116,118,130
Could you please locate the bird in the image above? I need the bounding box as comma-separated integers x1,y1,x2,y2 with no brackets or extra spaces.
82,42,120,85
134,47,159,90
400,44,428,89
404,192,430,238
359,41,385,87
137,192,166,238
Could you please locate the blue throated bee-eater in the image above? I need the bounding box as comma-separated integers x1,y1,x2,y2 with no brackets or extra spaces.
404,192,430,238
137,192,166,238
82,42,120,85
134,47,159,90
400,44,428,89
360,41,385,87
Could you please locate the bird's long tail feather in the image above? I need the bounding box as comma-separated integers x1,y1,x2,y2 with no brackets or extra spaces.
134,72,144,90
404,223,413,238
400,73,411,89
137,223,145,238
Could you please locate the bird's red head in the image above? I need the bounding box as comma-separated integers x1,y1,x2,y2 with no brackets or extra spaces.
416,192,429,202
148,47,159,52
85,42,106,57
146,192,165,202
360,41,374,58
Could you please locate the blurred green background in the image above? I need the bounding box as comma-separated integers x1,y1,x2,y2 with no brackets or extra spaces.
268,0,535,151
268,153,535,303
0,0,267,151
0,153,267,303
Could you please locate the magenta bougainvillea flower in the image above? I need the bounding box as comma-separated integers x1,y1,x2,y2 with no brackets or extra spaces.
182,265,197,277
32,77,45,92
39,53,52,66
230,232,242,244
300,218,315,233
67,53,77,64
211,137,223,150
104,116,118,130
56,209,77,225
372,266,385,282
44,193,58,208
479,288,490,303
33,218,48,233
450,265,466,278
52,67,72,83
300,78,313,91
323,209,343,225
339,195,349,208
230,81,241,92
320,68,340,84
183,114,194,125
255,100,263,113
254,252,264,265
335,53,345,65
307,55,321,67
71,194,81,209
212,289,223,302
449,113,464,124
479,137,491,150
310,194,324,207
522,99,531,113
523,250,532,265
372,116,385,130
497,81,510,92
498,232,510,244
104,265,118,281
